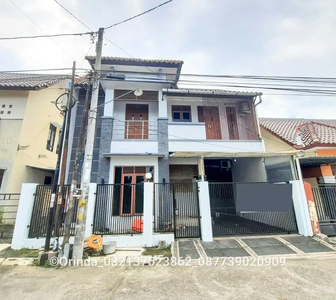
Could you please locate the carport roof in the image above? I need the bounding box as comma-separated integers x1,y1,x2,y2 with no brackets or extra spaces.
169,151,301,158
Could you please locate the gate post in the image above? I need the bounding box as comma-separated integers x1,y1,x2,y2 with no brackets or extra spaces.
197,181,213,242
12,183,38,249
143,182,154,247
85,183,97,238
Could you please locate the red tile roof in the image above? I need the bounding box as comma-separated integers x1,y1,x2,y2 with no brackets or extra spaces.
260,118,336,149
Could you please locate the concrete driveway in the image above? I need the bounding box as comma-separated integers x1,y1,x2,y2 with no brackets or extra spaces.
1,257,336,300
176,235,336,259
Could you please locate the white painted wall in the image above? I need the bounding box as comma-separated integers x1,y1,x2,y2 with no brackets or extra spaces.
169,140,265,153
168,123,206,140
198,181,213,242
169,157,198,165
232,157,267,183
110,141,158,154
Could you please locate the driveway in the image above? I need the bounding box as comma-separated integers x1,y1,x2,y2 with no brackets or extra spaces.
1,257,336,300
175,235,336,259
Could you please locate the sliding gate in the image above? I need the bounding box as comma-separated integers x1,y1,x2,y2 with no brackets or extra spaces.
209,182,298,236
154,183,201,239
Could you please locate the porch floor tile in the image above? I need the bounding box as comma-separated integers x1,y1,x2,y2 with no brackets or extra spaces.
178,241,200,259
282,236,319,244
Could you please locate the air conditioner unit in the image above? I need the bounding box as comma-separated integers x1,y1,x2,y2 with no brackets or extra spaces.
220,160,231,169
239,101,251,114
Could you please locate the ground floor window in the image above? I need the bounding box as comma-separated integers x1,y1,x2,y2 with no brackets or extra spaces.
113,166,153,216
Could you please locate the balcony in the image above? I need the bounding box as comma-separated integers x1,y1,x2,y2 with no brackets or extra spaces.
111,120,158,154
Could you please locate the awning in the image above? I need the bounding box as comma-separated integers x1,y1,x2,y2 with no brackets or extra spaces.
103,153,164,157
169,151,301,158
26,165,55,173
300,157,336,168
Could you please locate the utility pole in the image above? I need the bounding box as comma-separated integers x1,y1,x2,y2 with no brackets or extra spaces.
54,61,76,241
73,28,104,259
62,76,92,248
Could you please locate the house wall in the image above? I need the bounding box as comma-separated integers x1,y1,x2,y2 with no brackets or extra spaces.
167,96,260,141
4,82,66,193
261,127,294,152
0,90,28,193
232,157,267,183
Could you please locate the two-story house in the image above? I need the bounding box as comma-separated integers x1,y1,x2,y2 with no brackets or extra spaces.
65,56,304,239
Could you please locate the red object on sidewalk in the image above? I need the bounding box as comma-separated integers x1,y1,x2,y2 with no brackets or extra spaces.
132,219,143,233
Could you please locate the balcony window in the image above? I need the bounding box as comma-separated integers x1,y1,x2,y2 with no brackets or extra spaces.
46,124,56,152
172,106,191,122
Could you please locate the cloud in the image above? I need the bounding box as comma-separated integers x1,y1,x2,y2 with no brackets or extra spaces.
0,0,335,119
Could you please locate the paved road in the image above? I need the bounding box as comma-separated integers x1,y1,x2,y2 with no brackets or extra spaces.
1,257,336,300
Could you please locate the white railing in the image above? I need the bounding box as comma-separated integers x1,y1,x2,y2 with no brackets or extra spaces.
113,120,157,140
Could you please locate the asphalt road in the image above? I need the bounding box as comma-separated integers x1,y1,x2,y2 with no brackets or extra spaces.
1,257,336,300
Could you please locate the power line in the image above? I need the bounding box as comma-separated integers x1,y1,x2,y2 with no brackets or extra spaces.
7,0,76,60
54,0,92,31
0,31,93,41
104,0,173,30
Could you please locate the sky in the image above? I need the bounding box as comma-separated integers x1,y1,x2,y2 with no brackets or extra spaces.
0,0,335,119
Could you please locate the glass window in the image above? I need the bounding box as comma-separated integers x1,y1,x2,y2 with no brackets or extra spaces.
172,106,191,122
46,124,57,152
0,169,4,189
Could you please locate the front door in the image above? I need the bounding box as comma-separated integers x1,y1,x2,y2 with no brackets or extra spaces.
198,106,222,139
121,174,145,215
125,104,149,139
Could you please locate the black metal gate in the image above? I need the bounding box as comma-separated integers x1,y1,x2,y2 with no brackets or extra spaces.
28,185,78,238
312,184,336,236
209,182,298,236
154,183,201,239
93,184,144,235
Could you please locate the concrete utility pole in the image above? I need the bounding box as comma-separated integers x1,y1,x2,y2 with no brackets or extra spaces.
73,28,104,259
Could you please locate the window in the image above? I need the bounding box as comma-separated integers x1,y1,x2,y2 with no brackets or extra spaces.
0,169,4,188
44,176,52,184
9,105,12,108
1,104,5,108
56,129,62,154
7,111,11,114
0,111,3,114
46,124,57,151
172,106,191,122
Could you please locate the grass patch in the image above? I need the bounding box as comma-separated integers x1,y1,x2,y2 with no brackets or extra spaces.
142,245,171,258
0,248,40,258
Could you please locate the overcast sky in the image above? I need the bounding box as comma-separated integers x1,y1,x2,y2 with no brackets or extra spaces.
1,0,335,119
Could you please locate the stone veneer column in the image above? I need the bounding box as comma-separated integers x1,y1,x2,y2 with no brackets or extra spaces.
97,117,113,184
157,118,169,183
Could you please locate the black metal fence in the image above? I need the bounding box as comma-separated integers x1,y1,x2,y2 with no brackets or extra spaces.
154,183,201,239
312,185,336,235
209,182,298,236
93,184,143,235
28,185,78,238
0,193,20,224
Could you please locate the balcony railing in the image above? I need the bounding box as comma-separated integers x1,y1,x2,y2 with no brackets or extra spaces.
113,120,157,140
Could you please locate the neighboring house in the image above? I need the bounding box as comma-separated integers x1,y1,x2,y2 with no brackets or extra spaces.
0,73,69,194
260,118,336,236
260,118,336,185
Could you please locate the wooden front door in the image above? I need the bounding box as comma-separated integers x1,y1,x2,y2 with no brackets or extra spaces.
226,107,239,140
120,173,145,215
125,104,149,139
198,106,222,139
